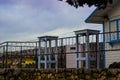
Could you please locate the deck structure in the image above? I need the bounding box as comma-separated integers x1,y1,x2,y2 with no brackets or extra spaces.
74,29,100,69
38,36,58,69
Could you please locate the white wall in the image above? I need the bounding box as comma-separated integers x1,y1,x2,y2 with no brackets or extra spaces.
66,45,83,68
104,1,120,67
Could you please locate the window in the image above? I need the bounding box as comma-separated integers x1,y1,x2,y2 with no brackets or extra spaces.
110,21,117,40
70,47,76,50
119,20,120,38
109,19,120,40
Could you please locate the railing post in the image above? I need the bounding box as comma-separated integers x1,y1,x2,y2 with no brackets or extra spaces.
35,42,38,68
60,38,63,68
55,39,58,69
48,40,51,68
5,42,8,68
76,34,79,68
96,34,100,69
85,33,90,69
44,38,47,69
38,40,41,69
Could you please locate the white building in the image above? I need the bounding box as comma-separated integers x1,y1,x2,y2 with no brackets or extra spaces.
85,0,120,68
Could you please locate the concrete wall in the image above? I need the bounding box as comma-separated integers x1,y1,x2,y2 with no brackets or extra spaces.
66,45,83,68
66,43,103,68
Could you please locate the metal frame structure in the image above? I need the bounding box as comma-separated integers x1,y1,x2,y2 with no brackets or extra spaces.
0,41,37,68
74,29,100,69
38,36,58,69
0,29,112,69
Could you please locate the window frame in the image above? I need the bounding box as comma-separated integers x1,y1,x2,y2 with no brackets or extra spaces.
109,19,120,40
108,18,120,47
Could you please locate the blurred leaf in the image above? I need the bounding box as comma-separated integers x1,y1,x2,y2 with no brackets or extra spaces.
59,0,113,9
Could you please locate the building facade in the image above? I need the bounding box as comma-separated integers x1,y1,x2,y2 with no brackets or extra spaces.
85,0,120,68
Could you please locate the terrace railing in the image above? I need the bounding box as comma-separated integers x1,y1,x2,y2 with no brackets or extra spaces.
0,31,120,69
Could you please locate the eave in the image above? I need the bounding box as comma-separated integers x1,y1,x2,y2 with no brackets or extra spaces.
85,0,119,24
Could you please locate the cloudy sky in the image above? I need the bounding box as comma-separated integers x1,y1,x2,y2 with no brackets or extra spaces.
0,0,101,42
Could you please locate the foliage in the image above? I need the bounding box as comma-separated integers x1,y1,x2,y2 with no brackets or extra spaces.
0,68,120,80
25,63,36,68
59,0,113,9
109,62,120,68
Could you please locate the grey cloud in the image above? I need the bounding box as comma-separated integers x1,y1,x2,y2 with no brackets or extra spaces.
0,0,96,42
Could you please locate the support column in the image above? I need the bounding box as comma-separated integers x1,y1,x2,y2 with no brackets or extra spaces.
5,42,8,68
55,39,58,69
20,46,22,68
38,36,58,69
44,39,47,69
74,29,100,69
3,46,5,68
60,38,63,68
96,34,100,69
35,42,38,68
38,40,41,69
86,33,90,69
76,34,79,68
48,40,51,68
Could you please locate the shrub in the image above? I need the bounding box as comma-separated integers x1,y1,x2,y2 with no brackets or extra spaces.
109,62,120,68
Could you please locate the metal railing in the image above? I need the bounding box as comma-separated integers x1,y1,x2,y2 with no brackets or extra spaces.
0,31,120,69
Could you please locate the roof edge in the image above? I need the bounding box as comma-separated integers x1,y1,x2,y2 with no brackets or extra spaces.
85,7,99,23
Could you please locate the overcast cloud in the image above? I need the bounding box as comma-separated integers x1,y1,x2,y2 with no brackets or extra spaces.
0,0,101,42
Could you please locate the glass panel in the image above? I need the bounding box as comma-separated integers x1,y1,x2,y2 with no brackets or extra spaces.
110,21,117,40
118,20,120,39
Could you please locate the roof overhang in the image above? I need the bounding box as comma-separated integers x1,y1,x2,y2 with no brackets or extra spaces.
85,0,119,24
74,29,100,36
